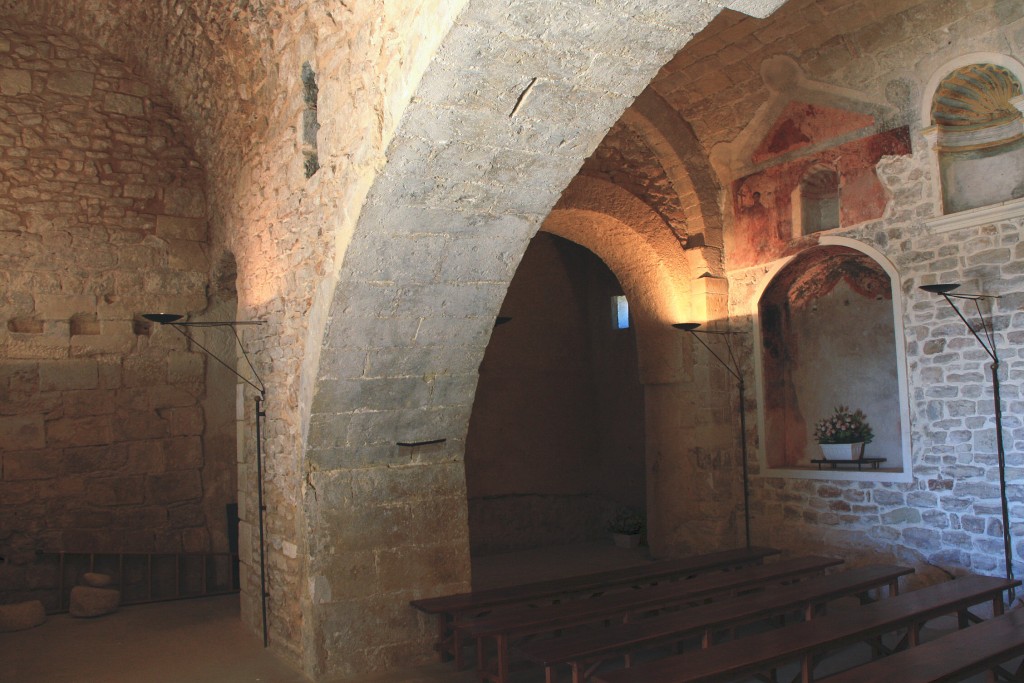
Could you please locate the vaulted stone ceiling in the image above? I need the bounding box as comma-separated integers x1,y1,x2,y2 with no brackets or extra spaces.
0,0,278,177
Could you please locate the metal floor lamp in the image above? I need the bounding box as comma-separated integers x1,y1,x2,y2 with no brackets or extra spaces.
673,322,751,549
918,284,1015,602
143,313,271,645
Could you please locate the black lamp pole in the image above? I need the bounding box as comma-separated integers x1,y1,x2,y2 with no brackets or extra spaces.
673,322,751,549
142,313,271,645
918,284,1014,602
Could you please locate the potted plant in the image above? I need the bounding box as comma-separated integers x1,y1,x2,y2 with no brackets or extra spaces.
608,507,645,548
814,405,874,460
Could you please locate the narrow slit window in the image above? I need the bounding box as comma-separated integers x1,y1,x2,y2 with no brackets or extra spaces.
611,295,630,329
301,62,320,178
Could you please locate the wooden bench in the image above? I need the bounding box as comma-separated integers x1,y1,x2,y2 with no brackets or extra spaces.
463,555,842,683
819,607,1024,683
591,574,1020,683
518,564,913,683
410,546,779,665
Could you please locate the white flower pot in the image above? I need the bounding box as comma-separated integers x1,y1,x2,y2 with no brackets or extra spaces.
819,442,864,461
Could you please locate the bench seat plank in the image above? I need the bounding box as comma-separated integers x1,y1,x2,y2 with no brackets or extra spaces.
819,607,1024,683
466,555,842,683
518,564,913,683
410,546,778,666
411,546,780,616
592,574,1019,683
461,555,843,640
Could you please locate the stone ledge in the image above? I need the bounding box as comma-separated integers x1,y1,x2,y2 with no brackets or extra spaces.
925,198,1024,234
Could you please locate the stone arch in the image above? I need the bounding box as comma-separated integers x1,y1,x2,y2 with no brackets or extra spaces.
302,1,742,676
543,176,694,384
621,88,725,261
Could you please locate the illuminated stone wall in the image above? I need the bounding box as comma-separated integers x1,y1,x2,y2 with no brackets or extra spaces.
0,26,223,602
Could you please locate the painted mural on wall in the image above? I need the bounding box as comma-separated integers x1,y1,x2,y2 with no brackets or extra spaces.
730,102,912,269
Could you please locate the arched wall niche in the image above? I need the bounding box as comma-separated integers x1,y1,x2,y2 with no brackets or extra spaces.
921,53,1024,215
751,237,913,483
793,164,841,236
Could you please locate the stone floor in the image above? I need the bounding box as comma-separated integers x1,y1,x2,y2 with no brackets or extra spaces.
0,542,1013,682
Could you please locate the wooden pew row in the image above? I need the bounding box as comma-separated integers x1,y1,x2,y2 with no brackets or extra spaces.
464,555,843,683
819,607,1024,683
591,574,1019,683
517,564,913,683
410,546,779,665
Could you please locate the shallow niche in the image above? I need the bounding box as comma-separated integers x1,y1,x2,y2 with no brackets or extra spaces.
931,63,1024,214
757,245,903,472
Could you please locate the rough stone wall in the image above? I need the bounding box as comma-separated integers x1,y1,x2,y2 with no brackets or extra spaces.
659,0,1024,583
743,141,1024,582
0,0,471,666
0,26,221,598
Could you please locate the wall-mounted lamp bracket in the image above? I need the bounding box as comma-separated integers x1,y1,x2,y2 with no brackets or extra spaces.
919,284,1014,602
141,312,271,643
142,313,266,396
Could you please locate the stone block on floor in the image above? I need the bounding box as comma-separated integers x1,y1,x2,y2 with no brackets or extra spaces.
69,586,120,618
0,600,46,632
81,572,114,588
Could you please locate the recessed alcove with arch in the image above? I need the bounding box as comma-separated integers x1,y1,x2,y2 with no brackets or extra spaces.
464,232,646,557
921,54,1024,216
793,164,840,236
752,237,912,482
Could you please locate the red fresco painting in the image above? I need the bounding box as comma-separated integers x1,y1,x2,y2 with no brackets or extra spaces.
731,126,911,269
752,102,876,165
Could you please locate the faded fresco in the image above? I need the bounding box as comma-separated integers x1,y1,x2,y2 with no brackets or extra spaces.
730,103,912,269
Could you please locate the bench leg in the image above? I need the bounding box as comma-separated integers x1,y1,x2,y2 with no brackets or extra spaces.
453,629,466,669
477,635,487,675
476,634,507,683
436,615,452,663
801,653,814,683
496,634,509,683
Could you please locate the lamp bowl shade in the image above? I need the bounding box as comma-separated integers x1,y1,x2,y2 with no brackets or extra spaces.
141,313,183,324
919,283,961,294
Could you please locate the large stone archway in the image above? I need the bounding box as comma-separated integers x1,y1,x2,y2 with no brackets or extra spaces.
301,1,786,677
